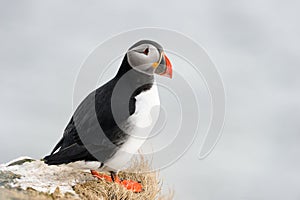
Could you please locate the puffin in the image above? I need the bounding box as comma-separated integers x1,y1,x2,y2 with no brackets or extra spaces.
44,40,172,192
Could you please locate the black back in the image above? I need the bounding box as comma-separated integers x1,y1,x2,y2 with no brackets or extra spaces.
44,55,154,165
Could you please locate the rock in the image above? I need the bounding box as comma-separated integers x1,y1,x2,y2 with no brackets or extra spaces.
0,171,21,187
0,156,173,200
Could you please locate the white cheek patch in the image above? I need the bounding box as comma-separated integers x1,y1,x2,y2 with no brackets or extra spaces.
127,44,160,74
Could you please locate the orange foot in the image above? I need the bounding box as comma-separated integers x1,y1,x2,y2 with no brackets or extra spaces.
90,170,143,193
91,170,113,182
120,179,143,193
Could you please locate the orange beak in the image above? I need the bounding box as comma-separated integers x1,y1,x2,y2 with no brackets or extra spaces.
162,53,172,78
154,52,172,79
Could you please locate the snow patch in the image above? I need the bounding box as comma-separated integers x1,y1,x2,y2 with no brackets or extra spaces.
0,157,95,195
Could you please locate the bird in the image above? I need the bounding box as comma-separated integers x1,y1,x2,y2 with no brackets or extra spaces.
44,40,172,192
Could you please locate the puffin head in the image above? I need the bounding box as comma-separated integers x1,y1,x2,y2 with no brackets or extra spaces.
126,40,172,78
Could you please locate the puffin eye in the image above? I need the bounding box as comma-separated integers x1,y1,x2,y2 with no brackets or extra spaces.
143,48,149,55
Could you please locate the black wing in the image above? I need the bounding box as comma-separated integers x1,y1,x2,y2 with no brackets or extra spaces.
44,78,128,165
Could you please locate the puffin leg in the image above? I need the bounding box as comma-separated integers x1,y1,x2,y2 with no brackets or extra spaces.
110,171,121,183
90,170,112,182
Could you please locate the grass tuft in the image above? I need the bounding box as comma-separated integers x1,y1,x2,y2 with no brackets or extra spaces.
74,155,173,200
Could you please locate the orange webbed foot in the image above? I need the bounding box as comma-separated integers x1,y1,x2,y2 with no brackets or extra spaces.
120,179,143,193
90,170,143,193
90,170,112,182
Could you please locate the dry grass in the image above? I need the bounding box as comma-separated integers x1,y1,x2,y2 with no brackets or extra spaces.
74,155,174,200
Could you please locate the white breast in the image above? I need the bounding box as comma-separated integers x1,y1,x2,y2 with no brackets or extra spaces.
104,83,160,171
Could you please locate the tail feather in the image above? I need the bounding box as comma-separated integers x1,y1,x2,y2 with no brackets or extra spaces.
50,137,64,155
44,143,88,165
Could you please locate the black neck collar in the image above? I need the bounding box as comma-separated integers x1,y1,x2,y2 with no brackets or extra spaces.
115,54,154,87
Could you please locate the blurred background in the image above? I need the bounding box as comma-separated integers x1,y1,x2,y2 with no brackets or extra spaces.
1,0,300,199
